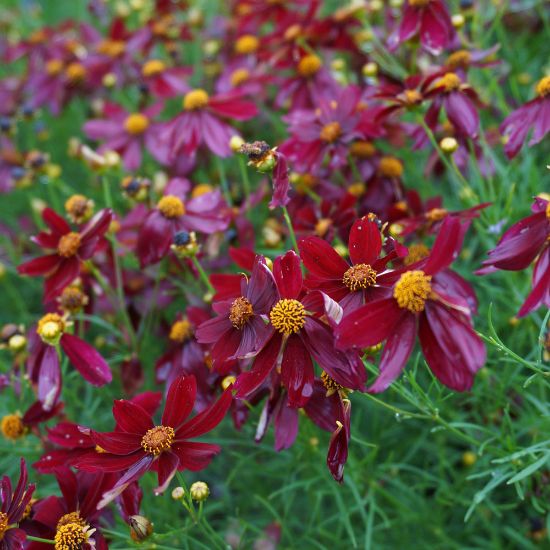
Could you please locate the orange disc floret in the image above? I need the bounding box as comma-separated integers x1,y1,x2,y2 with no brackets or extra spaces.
54,521,93,550
350,140,376,158
393,270,432,313
426,207,448,222
157,195,185,219
229,297,254,329
57,512,87,530
297,55,322,78
321,371,344,397
378,156,404,178
57,232,82,258
65,62,86,83
141,425,175,455
230,68,250,87
124,113,150,135
437,72,462,92
0,512,10,541
37,313,65,344
142,59,166,77
65,194,94,223
183,89,209,110
342,264,377,291
235,34,259,55
46,59,64,76
536,76,550,98
404,243,430,266
319,122,342,143
446,50,472,70
169,319,192,342
409,0,431,6
402,89,423,105
269,299,306,335
1,414,27,440
98,39,125,57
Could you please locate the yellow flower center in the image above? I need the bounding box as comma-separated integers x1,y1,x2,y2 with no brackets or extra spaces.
65,194,93,223
321,371,344,397
183,89,209,110
142,59,166,77
59,286,88,314
230,68,250,87
1,414,26,440
350,140,376,158
157,195,185,219
404,243,430,266
0,512,9,541
393,270,432,313
314,217,332,237
348,182,366,197
229,297,254,329
425,207,448,222
536,76,550,98
269,299,306,335
124,113,150,135
57,512,87,530
546,201,550,220
54,520,91,550
342,264,377,291
409,0,431,6
97,39,126,57
191,184,214,198
378,156,403,178
169,319,192,342
437,72,462,92
446,50,472,70
234,34,259,55
46,59,64,76
319,122,342,143
57,232,82,257
65,62,86,82
141,425,175,455
297,55,322,78
37,313,65,343
402,89,423,105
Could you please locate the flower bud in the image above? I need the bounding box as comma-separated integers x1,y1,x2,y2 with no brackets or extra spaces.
171,486,185,500
362,62,378,78
462,451,477,467
129,515,153,542
8,334,27,352
190,481,210,502
221,375,236,390
230,135,245,153
440,137,458,154
452,13,465,28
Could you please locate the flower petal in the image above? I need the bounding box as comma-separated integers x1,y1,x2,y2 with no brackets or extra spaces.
348,218,382,266
162,375,197,429
60,333,112,386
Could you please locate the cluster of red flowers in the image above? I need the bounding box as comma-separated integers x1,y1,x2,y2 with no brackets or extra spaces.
1,0,549,548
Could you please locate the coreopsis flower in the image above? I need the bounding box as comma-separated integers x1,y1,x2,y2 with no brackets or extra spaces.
18,207,112,302
140,59,191,98
83,102,168,171
28,313,111,410
234,250,367,407
336,217,486,392
299,217,408,312
500,76,550,159
478,196,550,317
389,0,455,55
161,89,258,158
136,178,230,267
0,459,35,550
75,374,233,507
25,469,111,550
1,400,62,442
196,255,277,368
422,71,481,139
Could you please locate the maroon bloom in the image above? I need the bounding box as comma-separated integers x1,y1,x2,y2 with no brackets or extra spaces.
141,59,191,98
478,196,550,317
0,459,35,550
500,76,550,159
234,251,367,407
336,217,486,392
18,207,112,302
75,374,233,507
299,217,408,312
389,0,454,55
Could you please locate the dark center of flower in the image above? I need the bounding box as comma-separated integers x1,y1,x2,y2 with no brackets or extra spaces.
142,59,166,77
393,270,432,313
183,89,209,110
446,50,472,70
229,297,254,329
59,286,88,314
404,243,430,265
425,207,448,222
157,195,185,219
536,76,550,98
169,319,192,343
141,425,175,455
269,299,306,335
321,371,344,397
297,55,322,78
319,122,342,143
437,72,462,92
54,521,90,550
57,232,82,257
1,414,26,440
124,113,150,135
342,264,377,291
378,156,403,178
0,512,9,541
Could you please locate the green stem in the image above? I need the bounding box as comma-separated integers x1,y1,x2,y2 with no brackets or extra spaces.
26,536,55,545
215,157,233,207
237,155,251,201
191,256,215,294
281,206,299,253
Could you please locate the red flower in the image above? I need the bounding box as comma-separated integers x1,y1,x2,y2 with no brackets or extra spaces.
500,76,550,159
75,374,233,507
18,207,112,302
389,0,454,55
0,459,35,550
336,217,486,392
234,250,367,407
478,196,550,317
299,217,408,312
141,59,191,98
161,89,257,158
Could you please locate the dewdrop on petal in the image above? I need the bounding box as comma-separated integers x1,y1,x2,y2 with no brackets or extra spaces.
190,481,210,502
440,137,458,153
129,515,153,542
171,486,185,500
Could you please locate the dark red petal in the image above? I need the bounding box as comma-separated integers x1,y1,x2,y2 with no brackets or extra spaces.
43,256,81,301
348,218,382,266
154,452,180,495
162,375,197,429
368,314,416,393
327,399,350,483
444,93,478,139
269,152,291,209
518,247,550,317
274,394,299,451
281,336,314,408
17,254,59,276
90,431,142,455
304,382,342,432
420,2,453,55
42,207,70,235
60,333,112,386
75,452,144,473
273,250,302,299
112,400,154,434
171,441,221,471
335,298,403,349
247,256,278,313
423,216,467,275
135,210,173,267
80,208,113,243
298,236,348,280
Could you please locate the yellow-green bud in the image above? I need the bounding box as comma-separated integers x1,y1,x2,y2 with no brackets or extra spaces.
440,137,458,154
190,481,210,502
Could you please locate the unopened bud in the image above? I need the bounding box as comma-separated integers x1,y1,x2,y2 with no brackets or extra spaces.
8,334,27,352
190,481,210,502
440,137,458,154
129,515,153,542
171,486,185,500
230,135,245,153
362,62,378,77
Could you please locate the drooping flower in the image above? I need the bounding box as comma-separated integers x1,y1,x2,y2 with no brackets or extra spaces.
18,207,112,302
500,76,550,159
478,196,550,317
336,217,486,392
74,375,233,507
